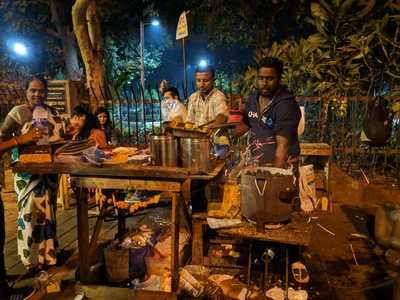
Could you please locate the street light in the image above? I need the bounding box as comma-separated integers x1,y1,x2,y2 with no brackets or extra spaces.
13,42,28,56
139,18,160,122
151,20,160,27
199,59,208,67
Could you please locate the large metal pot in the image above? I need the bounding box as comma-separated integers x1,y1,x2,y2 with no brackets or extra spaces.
149,135,178,167
180,137,211,174
241,167,296,225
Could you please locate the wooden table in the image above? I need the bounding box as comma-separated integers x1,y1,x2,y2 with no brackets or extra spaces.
220,220,312,293
13,161,225,296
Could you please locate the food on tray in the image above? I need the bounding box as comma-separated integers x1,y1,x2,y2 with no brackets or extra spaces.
112,147,138,156
103,153,129,165
184,122,195,129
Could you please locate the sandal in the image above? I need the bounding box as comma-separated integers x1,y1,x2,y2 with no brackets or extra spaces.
291,261,310,284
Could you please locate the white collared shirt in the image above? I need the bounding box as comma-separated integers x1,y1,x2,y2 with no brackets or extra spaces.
186,88,228,125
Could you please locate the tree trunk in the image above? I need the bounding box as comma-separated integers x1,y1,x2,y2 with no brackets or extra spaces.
50,0,82,81
72,0,106,112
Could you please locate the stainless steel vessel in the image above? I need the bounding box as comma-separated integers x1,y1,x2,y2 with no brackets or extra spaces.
180,137,211,174
149,135,178,167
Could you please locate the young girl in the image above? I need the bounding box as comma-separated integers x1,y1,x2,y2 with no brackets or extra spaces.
70,106,108,149
94,107,117,146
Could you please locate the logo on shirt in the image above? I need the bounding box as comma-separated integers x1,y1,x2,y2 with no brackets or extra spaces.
248,111,258,118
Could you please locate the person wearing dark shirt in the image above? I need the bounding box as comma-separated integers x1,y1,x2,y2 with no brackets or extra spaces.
234,57,301,167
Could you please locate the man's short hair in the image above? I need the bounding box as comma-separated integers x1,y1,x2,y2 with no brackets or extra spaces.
163,87,180,100
257,57,284,78
25,75,48,92
194,65,215,78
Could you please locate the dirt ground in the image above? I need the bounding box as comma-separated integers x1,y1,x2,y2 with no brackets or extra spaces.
304,165,400,299
3,164,400,299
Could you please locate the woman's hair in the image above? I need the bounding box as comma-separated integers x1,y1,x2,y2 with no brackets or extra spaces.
25,75,48,92
71,105,98,140
94,107,113,142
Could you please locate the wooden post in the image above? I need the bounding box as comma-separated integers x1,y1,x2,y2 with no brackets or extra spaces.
76,187,90,283
170,192,180,292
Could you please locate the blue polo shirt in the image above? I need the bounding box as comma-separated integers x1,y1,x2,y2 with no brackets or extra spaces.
242,87,301,164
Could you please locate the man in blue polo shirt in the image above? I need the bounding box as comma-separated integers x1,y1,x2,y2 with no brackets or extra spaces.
234,57,301,167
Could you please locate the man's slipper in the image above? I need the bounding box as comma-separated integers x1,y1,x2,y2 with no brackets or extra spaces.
291,261,310,284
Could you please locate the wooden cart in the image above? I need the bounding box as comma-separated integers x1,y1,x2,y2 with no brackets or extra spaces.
13,161,225,299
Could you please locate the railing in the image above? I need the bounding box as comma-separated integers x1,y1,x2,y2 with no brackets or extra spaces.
1,80,399,175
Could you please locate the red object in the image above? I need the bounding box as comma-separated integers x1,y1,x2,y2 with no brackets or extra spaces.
227,109,243,123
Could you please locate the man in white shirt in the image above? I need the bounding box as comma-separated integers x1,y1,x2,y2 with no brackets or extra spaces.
186,65,228,126
161,87,187,123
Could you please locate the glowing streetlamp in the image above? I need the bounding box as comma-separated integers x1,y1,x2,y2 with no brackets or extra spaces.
13,42,28,56
199,59,208,67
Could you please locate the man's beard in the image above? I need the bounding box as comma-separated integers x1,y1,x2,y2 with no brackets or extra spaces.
259,89,274,97
199,87,213,94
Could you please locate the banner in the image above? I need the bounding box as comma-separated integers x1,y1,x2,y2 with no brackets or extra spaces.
176,11,188,40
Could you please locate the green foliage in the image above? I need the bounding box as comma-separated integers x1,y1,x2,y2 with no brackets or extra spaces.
187,0,311,49
214,71,241,94
243,0,400,105
103,37,165,91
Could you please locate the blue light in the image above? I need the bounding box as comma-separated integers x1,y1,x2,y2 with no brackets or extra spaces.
13,42,27,56
199,60,208,67
151,20,160,26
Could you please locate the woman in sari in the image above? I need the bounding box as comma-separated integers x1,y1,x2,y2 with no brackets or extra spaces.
0,76,66,270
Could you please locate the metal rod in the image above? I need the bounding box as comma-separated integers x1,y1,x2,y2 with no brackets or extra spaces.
155,81,163,123
130,85,140,145
285,247,289,299
182,37,188,99
105,84,116,129
247,241,252,286
139,20,146,124
350,243,359,265
147,84,155,134
112,85,124,138
316,223,336,236
123,87,132,145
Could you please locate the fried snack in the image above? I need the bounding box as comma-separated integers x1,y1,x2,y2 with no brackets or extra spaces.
184,122,195,129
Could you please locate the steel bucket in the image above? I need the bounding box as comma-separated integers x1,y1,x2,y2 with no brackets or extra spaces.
149,135,178,167
180,137,211,174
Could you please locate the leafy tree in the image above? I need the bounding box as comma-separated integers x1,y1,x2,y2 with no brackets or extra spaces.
186,0,311,49
243,0,400,99
104,36,165,91
0,0,82,80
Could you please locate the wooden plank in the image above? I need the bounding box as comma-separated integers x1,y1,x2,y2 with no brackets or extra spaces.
170,192,180,292
218,222,313,247
12,163,190,180
71,177,182,192
191,219,204,265
75,284,178,300
189,161,225,180
300,143,332,156
76,187,90,284
88,205,108,265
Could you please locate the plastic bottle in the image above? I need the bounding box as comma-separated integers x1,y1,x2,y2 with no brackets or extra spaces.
32,104,49,145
